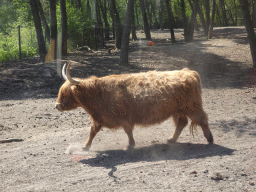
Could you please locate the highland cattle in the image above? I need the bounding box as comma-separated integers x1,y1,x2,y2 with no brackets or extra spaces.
55,62,213,151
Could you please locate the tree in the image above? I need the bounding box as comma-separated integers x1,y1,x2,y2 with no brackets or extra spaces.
60,0,68,56
95,0,104,49
76,0,82,10
29,0,47,61
37,0,50,43
204,0,211,27
187,0,199,41
87,0,91,18
120,0,134,65
98,0,110,41
140,0,151,40
144,0,153,28
253,0,256,27
208,0,216,39
181,0,198,41
165,0,175,43
196,0,208,35
159,0,164,30
220,0,228,26
239,0,256,67
109,0,122,49
131,0,137,41
45,0,57,63
180,0,188,40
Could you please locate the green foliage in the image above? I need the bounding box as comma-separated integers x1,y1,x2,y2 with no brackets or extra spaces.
0,26,38,63
0,0,38,63
12,0,33,25
63,1,94,50
0,1,18,35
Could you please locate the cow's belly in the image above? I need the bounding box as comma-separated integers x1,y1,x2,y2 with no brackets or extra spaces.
131,100,175,125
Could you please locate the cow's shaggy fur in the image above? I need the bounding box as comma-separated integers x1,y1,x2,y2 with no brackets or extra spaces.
56,63,213,151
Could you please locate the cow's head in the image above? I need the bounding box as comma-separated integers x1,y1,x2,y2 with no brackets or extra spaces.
55,62,80,111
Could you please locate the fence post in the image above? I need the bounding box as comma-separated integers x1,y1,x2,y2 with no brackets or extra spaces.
18,25,21,59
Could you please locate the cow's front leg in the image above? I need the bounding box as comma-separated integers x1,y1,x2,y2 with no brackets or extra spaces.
123,124,135,151
83,119,102,151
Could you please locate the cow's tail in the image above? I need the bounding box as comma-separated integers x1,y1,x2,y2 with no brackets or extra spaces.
189,121,198,137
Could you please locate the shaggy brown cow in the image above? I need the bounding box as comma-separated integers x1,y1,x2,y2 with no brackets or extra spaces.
56,62,213,151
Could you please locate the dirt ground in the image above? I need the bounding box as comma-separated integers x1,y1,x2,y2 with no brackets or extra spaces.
0,27,256,191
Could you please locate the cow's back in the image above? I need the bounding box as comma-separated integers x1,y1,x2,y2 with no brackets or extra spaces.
97,68,203,126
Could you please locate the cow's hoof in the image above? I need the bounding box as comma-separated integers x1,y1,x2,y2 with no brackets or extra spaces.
167,138,177,144
208,137,214,145
207,132,214,145
82,146,91,151
124,145,134,152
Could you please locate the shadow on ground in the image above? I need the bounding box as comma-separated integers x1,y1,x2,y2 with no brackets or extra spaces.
79,142,234,178
218,117,256,137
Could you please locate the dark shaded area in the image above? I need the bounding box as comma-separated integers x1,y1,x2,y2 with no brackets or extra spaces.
0,57,63,100
79,143,234,178
218,117,256,137
188,27,248,45
212,27,249,45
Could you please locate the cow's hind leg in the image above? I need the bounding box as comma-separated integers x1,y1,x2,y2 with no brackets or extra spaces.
168,115,188,143
189,110,213,144
83,119,102,151
123,124,135,151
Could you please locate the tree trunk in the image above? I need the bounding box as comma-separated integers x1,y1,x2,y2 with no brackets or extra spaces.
131,1,137,41
60,0,68,56
165,0,175,43
197,1,208,35
151,0,157,29
140,0,151,40
252,0,256,27
204,0,211,27
159,0,164,30
37,0,50,43
29,0,47,62
103,0,110,40
87,0,91,18
231,0,238,26
144,0,152,28
180,0,188,41
220,0,228,26
76,0,82,10
187,0,198,41
216,4,222,26
99,0,110,40
120,0,134,65
45,0,57,63
96,0,104,48
208,0,216,39
239,0,256,67
109,0,122,48
112,20,116,40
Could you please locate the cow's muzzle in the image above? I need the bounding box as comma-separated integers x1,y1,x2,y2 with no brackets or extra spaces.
55,103,63,111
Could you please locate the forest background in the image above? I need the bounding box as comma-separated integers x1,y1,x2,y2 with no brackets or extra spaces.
0,0,256,67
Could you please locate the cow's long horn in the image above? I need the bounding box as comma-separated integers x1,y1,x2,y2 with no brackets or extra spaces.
63,62,80,85
62,63,68,81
